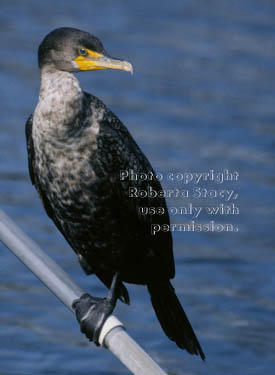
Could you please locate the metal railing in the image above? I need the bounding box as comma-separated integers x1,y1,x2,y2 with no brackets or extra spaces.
0,209,168,375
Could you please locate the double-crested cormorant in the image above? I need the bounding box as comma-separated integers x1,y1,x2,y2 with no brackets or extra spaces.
25,27,205,360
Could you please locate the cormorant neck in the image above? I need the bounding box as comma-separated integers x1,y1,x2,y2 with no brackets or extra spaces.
39,68,82,102
34,68,84,140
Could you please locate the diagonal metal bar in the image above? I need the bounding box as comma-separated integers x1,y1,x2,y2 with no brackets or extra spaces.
0,209,168,375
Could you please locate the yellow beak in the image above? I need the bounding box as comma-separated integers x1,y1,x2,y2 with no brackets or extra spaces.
74,48,133,73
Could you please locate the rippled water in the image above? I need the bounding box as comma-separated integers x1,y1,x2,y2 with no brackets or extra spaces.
0,0,275,374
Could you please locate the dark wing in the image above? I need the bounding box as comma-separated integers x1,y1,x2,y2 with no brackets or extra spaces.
25,115,36,185
87,94,175,281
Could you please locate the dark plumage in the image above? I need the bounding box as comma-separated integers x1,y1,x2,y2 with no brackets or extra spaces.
26,27,205,359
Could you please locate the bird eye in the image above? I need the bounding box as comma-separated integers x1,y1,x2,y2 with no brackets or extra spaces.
79,48,87,56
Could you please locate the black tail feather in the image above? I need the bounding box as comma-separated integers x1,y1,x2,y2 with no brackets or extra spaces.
147,281,205,360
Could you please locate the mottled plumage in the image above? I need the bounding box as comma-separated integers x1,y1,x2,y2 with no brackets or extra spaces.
26,28,204,359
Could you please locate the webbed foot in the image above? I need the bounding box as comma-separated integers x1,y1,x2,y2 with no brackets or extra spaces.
72,272,119,345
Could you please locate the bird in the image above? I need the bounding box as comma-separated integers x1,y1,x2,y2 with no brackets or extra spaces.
25,27,205,360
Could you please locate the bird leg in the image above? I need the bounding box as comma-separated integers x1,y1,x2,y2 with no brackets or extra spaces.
72,272,120,345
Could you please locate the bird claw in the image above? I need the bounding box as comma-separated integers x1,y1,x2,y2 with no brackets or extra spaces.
72,293,115,345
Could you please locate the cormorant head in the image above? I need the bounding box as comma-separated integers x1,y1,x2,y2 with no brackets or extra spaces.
38,27,133,74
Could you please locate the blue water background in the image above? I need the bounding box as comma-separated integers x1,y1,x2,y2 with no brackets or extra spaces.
0,0,275,374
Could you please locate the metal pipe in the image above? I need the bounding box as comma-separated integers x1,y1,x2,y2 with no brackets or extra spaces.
0,209,168,375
